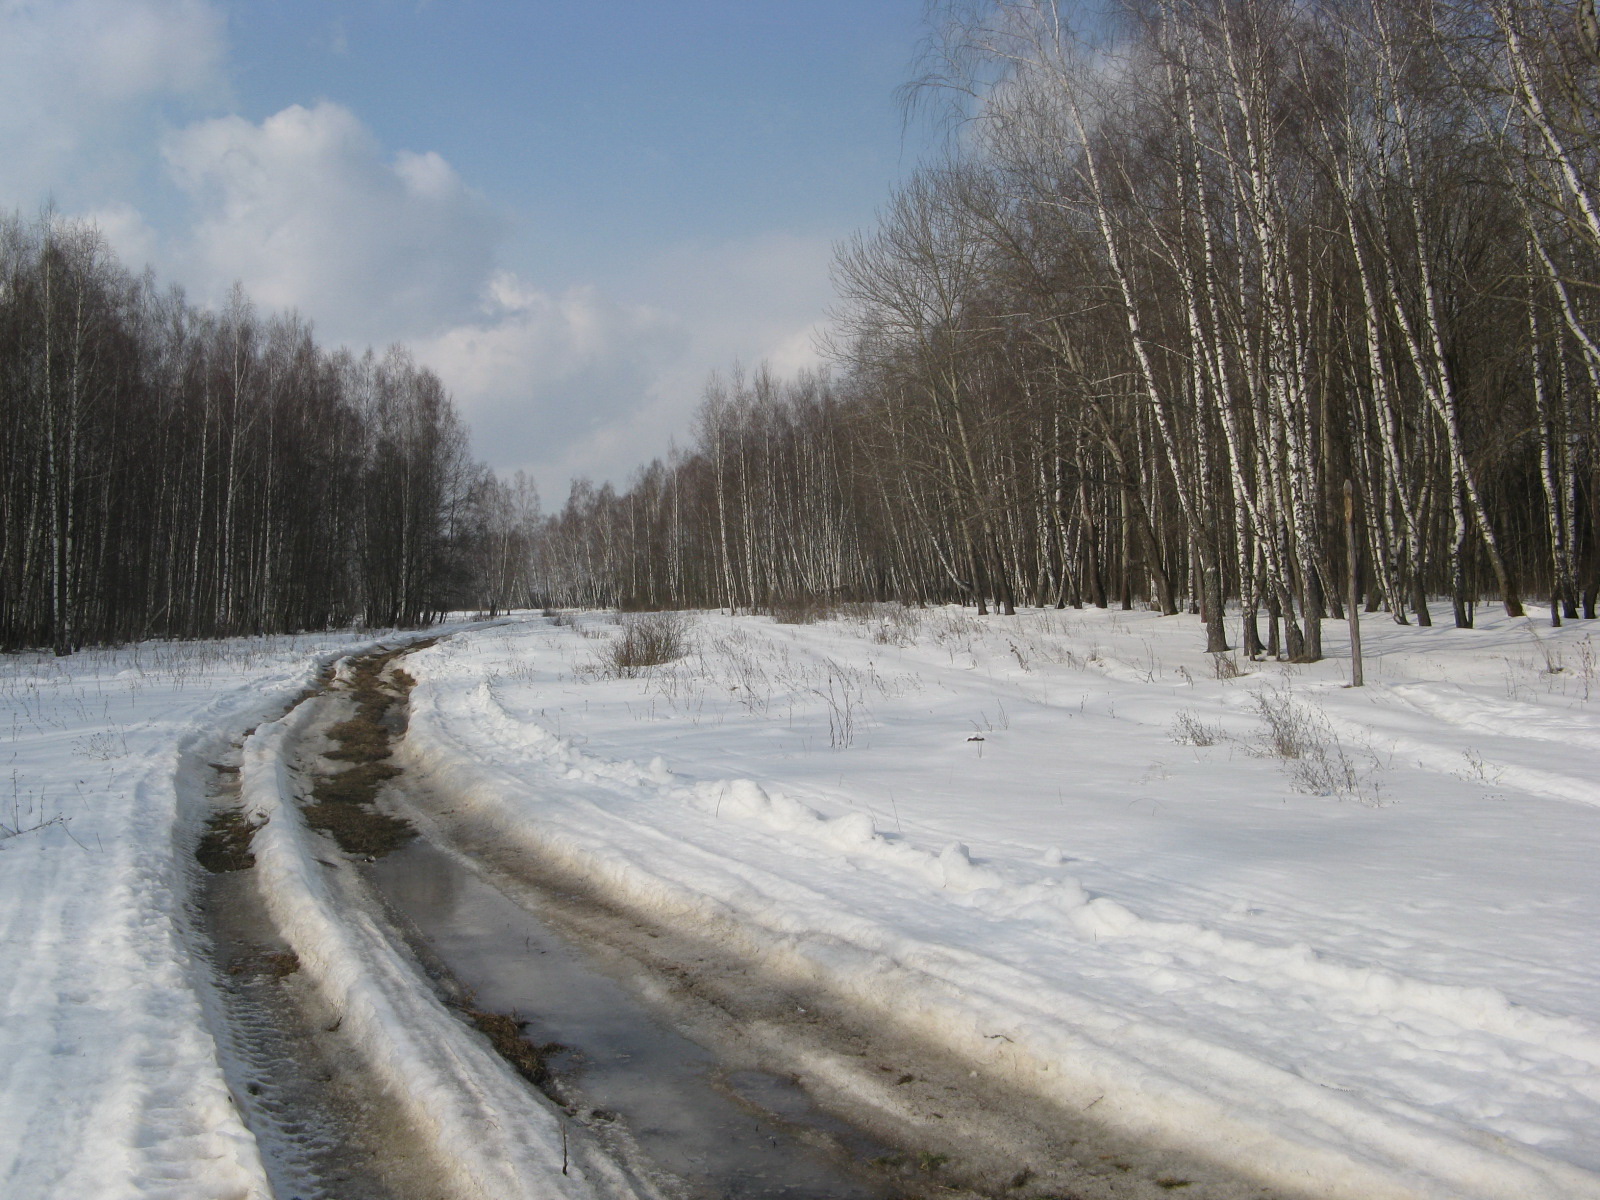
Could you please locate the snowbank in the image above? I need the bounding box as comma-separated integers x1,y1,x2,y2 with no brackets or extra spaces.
401,608,1600,1200
239,698,627,1200
0,634,368,1199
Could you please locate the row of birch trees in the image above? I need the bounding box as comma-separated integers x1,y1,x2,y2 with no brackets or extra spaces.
538,0,1600,659
0,215,541,651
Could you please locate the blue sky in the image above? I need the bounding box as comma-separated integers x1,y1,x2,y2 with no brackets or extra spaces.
0,0,938,499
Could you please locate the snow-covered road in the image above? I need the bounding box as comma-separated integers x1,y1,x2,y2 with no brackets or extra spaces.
3,606,1598,1200
399,607,1600,1200
0,633,381,1199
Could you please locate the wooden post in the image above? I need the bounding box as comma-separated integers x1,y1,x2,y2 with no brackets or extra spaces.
1345,480,1364,687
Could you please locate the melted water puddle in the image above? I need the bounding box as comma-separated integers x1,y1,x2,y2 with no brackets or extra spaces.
366,838,891,1200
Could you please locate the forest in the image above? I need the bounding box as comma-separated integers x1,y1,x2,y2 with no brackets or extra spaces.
0,215,541,652
536,0,1600,661
6,0,1596,662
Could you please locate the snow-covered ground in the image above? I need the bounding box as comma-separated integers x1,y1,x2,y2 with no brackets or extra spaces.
5,606,1599,1200
400,606,1600,1200
0,631,393,1199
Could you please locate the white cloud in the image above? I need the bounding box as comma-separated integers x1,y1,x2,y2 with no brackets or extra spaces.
78,203,160,272
153,101,835,498
438,273,673,392
604,230,835,458
421,231,839,498
640,230,835,381
412,275,684,484
162,101,501,344
0,0,846,503
0,0,227,211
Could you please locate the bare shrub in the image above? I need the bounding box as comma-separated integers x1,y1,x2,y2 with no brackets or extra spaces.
765,595,836,625
811,657,866,748
1284,735,1381,805
1249,685,1382,804
824,600,919,646
1169,710,1223,747
1250,685,1323,760
603,612,691,677
1211,652,1244,680
1524,624,1565,675
836,600,880,622
869,604,919,646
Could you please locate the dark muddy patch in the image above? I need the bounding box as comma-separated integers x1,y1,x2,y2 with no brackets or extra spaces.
196,807,260,873
323,716,392,762
199,754,415,1200
227,948,302,980
303,767,413,856
304,645,435,857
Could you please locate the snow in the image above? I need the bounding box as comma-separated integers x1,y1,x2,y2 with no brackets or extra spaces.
4,606,1599,1200
239,698,636,1200
0,633,379,1199
399,607,1600,1200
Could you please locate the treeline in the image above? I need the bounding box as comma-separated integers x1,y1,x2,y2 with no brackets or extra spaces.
0,215,540,652
538,0,1600,658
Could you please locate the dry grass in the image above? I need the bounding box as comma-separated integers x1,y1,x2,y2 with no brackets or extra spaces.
601,612,691,677
463,1007,554,1086
1249,684,1384,805
763,595,828,624
227,949,301,980
1169,710,1224,747
195,807,260,873
1211,652,1245,680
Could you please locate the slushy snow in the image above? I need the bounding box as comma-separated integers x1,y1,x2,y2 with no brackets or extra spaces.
400,607,1600,1200
0,634,379,1199
4,606,1599,1199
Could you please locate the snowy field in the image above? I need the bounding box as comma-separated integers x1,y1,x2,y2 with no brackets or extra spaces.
402,606,1600,1200
3,606,1599,1200
0,630,397,1199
